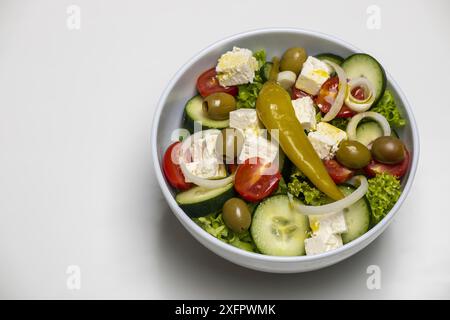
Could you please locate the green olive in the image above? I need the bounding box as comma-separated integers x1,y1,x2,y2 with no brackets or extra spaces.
203,93,236,120
371,136,405,164
215,128,244,162
280,47,307,75
336,140,372,169
222,198,251,233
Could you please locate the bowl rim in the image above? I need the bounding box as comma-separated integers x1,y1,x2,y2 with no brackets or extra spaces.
151,27,420,263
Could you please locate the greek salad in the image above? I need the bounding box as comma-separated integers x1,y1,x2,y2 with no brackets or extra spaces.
162,46,409,256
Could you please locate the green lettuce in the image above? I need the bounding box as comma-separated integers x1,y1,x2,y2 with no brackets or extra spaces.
371,90,406,127
252,49,266,69
314,109,348,130
287,168,329,206
236,49,266,109
366,173,402,225
329,117,349,131
194,213,257,252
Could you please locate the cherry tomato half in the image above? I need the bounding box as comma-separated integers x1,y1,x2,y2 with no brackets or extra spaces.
163,142,192,190
323,159,355,184
364,148,410,179
315,77,355,118
351,86,366,101
196,68,238,98
234,157,281,202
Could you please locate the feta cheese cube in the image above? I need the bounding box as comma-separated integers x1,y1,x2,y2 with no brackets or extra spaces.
190,132,219,162
184,131,226,181
305,233,343,256
230,109,279,164
229,108,262,138
307,122,347,160
184,159,218,181
238,135,278,164
292,96,317,131
309,211,347,235
295,56,331,95
305,210,347,256
216,47,259,87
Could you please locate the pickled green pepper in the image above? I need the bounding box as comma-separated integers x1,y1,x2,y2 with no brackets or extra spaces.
256,82,343,201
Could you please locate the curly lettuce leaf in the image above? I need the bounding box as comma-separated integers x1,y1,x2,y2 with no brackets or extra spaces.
194,213,257,252
329,117,349,131
314,109,348,131
236,50,266,109
253,49,266,69
371,90,406,127
287,168,329,206
366,173,402,225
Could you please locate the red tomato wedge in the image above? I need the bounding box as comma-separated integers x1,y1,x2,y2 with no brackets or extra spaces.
196,68,238,98
364,148,410,178
315,76,355,118
323,159,355,184
351,86,366,101
163,142,193,190
234,157,281,202
291,87,312,100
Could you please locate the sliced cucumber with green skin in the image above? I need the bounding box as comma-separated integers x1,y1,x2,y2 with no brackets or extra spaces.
338,185,371,244
356,121,384,146
341,53,386,105
183,95,229,133
260,62,273,82
355,121,399,146
251,195,309,256
176,183,235,218
315,53,344,66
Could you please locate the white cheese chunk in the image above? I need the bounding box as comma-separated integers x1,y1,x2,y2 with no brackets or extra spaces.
305,233,343,256
295,56,331,95
309,211,347,235
307,122,347,160
292,96,317,131
238,135,278,164
184,159,218,181
216,47,258,87
229,108,262,138
184,131,225,182
230,109,279,165
305,210,347,256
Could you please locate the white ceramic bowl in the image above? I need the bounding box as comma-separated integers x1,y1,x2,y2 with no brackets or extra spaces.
152,28,419,273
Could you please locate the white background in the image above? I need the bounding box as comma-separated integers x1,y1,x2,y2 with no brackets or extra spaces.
0,0,449,299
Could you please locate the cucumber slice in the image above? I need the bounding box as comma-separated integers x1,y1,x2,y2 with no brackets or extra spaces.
315,53,344,66
251,195,309,256
176,183,235,218
356,121,383,146
338,185,370,244
355,121,399,146
260,62,273,82
341,53,386,105
183,95,229,133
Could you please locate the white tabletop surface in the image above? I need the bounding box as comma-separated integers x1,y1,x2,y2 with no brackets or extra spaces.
0,0,449,299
